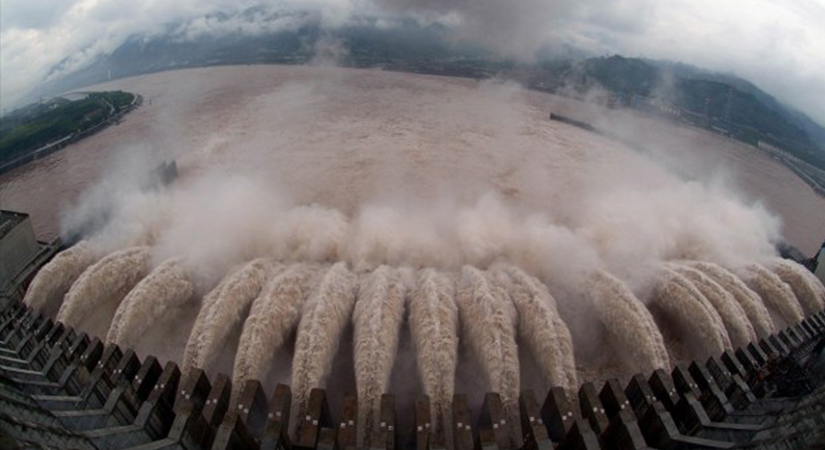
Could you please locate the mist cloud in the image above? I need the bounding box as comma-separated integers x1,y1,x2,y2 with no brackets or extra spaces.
368,0,825,124
1,0,824,124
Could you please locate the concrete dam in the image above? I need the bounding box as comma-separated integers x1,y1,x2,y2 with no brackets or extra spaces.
1,209,824,450
2,68,825,450
2,291,825,450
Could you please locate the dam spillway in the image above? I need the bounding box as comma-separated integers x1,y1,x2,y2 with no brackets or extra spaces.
2,67,825,450
2,293,825,449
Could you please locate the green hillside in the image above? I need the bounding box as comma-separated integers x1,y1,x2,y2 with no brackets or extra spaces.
0,91,135,166
544,56,824,169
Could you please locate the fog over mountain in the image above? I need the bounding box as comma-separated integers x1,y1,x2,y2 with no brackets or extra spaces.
5,8,823,171
2,0,825,128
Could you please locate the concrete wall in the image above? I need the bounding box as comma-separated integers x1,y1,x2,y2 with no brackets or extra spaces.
0,215,39,290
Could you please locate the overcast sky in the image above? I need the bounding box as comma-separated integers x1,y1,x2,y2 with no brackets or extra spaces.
1,0,824,124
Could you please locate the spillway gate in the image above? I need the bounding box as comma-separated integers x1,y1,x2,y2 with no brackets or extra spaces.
1,298,825,450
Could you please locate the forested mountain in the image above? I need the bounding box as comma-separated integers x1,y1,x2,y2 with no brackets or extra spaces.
13,12,824,169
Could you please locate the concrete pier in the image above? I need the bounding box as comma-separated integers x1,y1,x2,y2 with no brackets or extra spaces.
1,299,825,449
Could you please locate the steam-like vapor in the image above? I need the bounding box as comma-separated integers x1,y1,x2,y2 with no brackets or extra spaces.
649,267,731,359
739,264,804,327
181,258,275,378
583,270,669,373
232,263,320,402
56,246,151,327
291,262,358,417
767,258,825,315
686,261,775,338
20,65,809,420
455,266,520,414
108,258,194,348
671,264,756,348
492,264,578,393
23,241,98,317
370,0,556,59
352,266,406,442
408,269,459,426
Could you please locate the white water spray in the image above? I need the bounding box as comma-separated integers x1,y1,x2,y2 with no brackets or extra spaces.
56,246,151,327
181,258,276,380
671,264,756,348
649,267,731,359
24,241,98,317
108,258,194,348
291,262,358,419
408,268,459,427
739,264,803,328
767,258,825,315
455,266,520,416
492,264,578,393
584,270,670,373
687,261,775,338
232,263,320,403
353,266,406,443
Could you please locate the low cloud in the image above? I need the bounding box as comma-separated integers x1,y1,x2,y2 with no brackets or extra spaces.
1,0,824,124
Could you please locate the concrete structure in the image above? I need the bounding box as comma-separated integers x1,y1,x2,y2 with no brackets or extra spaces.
0,211,38,285
1,296,825,449
0,211,60,301
1,209,824,448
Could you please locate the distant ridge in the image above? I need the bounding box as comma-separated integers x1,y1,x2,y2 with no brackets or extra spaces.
16,13,825,170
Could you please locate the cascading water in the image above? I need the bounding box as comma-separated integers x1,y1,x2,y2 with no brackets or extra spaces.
687,261,775,338
24,241,98,318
